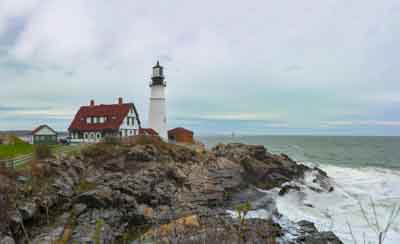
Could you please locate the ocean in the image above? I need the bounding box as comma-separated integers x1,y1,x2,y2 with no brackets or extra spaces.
201,135,400,244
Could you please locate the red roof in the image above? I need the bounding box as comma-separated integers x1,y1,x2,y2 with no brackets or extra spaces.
139,128,159,136
32,125,57,135
68,103,140,132
168,127,193,135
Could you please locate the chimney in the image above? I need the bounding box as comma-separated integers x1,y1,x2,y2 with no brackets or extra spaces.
90,100,95,106
118,97,123,104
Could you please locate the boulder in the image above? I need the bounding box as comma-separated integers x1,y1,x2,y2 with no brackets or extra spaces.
297,220,318,235
212,143,311,190
296,231,343,244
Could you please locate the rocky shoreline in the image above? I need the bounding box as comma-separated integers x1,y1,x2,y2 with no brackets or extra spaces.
0,138,343,243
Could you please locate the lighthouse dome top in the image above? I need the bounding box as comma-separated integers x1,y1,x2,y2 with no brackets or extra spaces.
153,60,162,68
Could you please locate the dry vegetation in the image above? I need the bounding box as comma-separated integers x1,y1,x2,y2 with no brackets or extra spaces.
33,144,53,160
0,165,16,234
121,135,178,153
347,198,400,244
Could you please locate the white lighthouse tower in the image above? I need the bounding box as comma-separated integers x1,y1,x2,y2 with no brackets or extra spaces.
148,61,167,139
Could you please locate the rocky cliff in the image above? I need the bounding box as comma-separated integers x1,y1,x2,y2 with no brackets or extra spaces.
0,139,342,244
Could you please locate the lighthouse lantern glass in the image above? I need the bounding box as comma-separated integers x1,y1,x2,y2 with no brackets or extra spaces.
153,67,161,77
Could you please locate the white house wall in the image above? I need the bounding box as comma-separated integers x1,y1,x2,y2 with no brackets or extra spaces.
119,109,140,136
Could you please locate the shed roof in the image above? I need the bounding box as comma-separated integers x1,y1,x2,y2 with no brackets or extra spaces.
168,127,194,135
32,125,57,135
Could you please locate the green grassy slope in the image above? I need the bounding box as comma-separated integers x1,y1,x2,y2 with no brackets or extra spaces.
0,136,33,159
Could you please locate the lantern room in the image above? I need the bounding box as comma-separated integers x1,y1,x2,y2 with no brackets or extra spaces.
150,61,166,87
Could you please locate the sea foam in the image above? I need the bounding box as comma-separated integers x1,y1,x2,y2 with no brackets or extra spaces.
276,164,400,244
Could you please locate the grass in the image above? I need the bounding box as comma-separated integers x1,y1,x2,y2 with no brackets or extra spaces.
0,135,65,160
0,137,33,159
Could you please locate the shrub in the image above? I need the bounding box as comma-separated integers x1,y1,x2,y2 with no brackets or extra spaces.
128,135,175,153
81,143,110,159
103,136,120,145
34,144,52,159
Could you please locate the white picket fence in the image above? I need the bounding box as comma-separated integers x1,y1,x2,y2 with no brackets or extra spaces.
0,146,78,169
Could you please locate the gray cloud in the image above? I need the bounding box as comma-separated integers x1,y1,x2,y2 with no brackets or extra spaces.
0,0,400,134
0,105,52,111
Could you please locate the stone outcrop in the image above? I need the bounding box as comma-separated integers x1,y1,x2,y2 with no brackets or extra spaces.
0,141,341,243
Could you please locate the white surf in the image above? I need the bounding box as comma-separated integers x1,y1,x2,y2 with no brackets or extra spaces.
276,164,400,244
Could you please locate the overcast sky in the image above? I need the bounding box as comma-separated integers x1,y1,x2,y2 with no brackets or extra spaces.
0,0,400,135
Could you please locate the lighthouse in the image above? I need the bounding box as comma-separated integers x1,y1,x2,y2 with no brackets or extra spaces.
148,61,167,139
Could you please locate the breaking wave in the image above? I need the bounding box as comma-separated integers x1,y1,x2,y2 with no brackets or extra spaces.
276,163,400,244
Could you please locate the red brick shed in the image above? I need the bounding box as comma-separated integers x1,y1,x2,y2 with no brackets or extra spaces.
168,127,194,144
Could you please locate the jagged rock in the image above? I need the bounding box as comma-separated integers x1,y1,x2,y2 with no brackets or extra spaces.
7,210,22,225
126,145,159,162
31,226,64,244
103,156,125,171
297,220,318,235
0,236,15,244
296,231,343,244
212,143,314,190
279,184,301,196
76,186,113,208
6,142,341,244
73,203,87,216
18,202,38,221
143,215,281,244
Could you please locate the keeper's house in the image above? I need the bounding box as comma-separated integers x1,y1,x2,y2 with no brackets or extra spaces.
68,98,141,143
31,125,58,144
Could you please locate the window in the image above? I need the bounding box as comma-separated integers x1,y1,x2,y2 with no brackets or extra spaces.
94,117,98,123
86,117,91,124
153,67,160,77
126,117,134,126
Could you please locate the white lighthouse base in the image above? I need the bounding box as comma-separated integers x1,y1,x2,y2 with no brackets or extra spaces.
148,97,167,139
